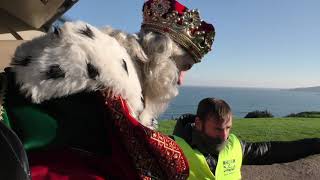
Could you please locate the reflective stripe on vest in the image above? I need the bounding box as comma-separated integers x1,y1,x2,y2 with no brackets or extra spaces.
174,134,242,180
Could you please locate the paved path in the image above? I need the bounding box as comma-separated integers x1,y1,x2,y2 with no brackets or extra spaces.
242,154,320,180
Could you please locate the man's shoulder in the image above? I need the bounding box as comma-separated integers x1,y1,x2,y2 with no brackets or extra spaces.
175,114,196,126
228,134,243,146
172,114,196,145
229,133,239,139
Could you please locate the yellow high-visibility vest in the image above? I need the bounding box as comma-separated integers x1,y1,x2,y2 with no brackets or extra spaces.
174,134,242,180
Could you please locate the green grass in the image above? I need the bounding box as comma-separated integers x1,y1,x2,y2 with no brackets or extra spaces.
158,117,320,142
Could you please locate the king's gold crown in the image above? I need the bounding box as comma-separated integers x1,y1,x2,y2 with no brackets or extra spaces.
141,0,215,62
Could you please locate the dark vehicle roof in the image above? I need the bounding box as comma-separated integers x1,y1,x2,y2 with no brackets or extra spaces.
0,0,78,34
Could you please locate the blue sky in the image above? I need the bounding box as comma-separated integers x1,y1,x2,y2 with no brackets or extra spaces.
66,0,320,88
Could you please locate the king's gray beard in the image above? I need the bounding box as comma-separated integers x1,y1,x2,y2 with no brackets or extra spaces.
139,59,179,128
143,57,179,102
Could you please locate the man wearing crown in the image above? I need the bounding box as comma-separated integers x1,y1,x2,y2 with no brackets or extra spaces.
0,0,215,179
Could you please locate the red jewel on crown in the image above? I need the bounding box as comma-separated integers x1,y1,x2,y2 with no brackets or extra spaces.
142,0,215,62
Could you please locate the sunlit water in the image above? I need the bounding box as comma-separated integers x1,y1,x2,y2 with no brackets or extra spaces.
160,86,320,120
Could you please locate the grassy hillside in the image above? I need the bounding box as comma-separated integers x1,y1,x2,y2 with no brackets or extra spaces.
158,118,320,142
286,111,320,118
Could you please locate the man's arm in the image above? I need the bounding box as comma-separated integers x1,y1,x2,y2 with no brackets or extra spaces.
172,114,196,144
241,138,320,165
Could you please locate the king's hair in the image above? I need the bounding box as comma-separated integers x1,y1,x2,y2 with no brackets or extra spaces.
101,27,186,128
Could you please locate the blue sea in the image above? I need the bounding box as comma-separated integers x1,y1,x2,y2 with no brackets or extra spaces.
160,86,320,120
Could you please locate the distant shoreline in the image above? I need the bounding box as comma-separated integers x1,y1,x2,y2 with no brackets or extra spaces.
183,85,320,92
162,86,320,120
288,86,320,92
183,85,282,90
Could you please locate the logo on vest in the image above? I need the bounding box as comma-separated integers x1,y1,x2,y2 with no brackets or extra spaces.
223,159,236,175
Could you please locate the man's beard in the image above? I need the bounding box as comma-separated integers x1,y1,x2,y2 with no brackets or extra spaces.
191,129,227,155
139,58,179,128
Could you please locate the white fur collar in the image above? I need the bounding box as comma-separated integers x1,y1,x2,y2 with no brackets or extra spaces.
10,21,144,119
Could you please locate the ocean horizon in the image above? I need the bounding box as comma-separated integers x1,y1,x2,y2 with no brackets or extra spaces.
160,86,320,120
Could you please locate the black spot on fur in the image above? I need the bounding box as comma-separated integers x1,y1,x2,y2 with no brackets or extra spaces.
122,59,129,76
87,63,99,79
78,25,95,39
11,56,32,66
53,26,61,36
141,96,145,108
46,64,65,79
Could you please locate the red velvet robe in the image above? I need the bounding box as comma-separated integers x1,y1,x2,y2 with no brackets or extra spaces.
28,96,189,180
